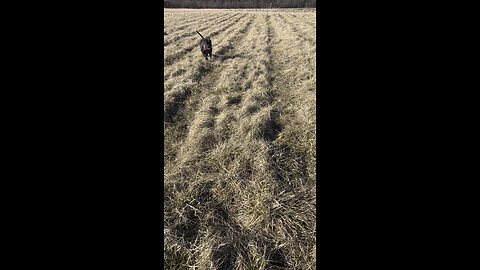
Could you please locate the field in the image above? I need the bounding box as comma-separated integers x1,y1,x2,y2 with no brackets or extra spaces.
164,9,316,269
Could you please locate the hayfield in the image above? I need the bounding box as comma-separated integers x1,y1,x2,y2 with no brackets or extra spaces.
164,8,316,269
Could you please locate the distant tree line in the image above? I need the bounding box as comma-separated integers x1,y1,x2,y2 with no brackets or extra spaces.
164,0,316,9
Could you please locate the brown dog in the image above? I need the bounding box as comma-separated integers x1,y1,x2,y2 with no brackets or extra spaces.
196,31,212,60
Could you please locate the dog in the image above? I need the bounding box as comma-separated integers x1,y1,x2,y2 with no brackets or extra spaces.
196,31,212,60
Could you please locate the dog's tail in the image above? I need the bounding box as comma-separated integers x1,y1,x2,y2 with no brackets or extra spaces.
196,31,204,39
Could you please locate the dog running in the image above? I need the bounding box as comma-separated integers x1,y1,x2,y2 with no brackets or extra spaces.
196,31,212,60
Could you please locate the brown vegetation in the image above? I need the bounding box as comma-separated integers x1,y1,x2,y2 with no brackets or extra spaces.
164,9,316,269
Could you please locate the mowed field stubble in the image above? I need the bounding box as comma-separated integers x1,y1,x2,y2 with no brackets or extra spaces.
164,8,316,269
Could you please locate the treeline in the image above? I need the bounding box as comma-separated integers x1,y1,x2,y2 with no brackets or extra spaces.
164,0,316,8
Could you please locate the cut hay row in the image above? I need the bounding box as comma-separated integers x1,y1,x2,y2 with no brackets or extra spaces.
164,13,247,67
165,12,229,35
164,13,245,62
284,14,316,38
164,11,204,25
270,13,316,100
289,13,316,25
164,12,207,34
169,14,271,174
165,14,279,268
164,13,245,66
283,13,317,42
163,9,216,19
163,13,253,85
164,13,254,128
164,13,253,87
164,12,222,36
268,13,316,181
164,14,256,162
277,14,316,48
164,13,233,47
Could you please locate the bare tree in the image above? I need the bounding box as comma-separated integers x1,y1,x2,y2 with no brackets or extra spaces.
164,0,315,9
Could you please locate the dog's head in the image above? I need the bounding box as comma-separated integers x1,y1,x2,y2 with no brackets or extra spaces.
204,38,212,48
200,38,212,50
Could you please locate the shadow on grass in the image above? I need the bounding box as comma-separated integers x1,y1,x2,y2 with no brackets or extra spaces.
214,53,244,61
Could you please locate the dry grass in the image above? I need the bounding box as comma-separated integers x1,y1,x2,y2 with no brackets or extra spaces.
164,8,316,269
